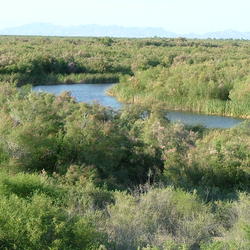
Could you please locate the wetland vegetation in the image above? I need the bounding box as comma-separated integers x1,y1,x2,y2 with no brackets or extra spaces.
0,36,249,249
1,36,250,117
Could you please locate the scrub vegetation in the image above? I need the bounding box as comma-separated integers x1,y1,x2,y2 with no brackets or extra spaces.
0,36,249,249
1,36,250,117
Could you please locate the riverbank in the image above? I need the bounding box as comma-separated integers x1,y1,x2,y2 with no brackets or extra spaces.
108,88,250,119
1,36,250,119
33,83,245,128
13,73,121,87
107,68,250,119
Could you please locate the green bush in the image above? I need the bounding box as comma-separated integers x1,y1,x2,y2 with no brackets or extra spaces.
0,193,105,250
163,122,250,192
105,187,216,249
0,172,62,200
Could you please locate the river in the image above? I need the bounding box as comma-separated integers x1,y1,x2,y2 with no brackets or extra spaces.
33,83,244,129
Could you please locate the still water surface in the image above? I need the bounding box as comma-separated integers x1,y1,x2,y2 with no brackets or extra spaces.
33,83,121,110
33,83,244,129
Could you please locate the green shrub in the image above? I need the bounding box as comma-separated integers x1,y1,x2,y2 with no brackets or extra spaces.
163,122,250,192
105,187,216,249
0,193,105,250
0,172,62,200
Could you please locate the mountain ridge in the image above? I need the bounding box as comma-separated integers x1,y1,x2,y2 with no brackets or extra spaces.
0,23,249,39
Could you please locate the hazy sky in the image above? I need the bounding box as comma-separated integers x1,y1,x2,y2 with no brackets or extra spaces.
0,0,249,33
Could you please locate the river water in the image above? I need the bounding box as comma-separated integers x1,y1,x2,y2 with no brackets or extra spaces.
33,83,244,129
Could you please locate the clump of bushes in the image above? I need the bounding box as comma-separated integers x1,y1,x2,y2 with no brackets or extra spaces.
0,82,249,249
105,187,216,249
0,172,107,250
163,121,250,195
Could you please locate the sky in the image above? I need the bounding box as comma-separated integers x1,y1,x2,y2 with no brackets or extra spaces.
0,0,249,34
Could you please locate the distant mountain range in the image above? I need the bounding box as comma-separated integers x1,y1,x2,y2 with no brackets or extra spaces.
0,23,250,39
185,30,250,40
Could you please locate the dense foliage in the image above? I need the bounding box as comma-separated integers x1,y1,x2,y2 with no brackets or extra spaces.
0,82,249,249
1,36,250,117
0,36,249,249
